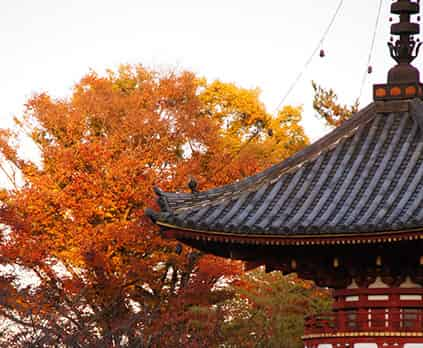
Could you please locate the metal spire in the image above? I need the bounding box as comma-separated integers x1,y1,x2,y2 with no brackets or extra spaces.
388,0,421,83
374,0,423,101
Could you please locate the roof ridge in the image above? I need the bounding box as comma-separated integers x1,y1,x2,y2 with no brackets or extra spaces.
409,98,423,134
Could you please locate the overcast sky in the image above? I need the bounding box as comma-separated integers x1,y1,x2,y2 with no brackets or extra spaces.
0,1,417,167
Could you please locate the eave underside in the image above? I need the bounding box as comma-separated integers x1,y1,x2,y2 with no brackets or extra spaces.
159,223,423,248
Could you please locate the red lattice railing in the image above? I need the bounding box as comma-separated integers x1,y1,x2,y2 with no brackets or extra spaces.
305,308,423,335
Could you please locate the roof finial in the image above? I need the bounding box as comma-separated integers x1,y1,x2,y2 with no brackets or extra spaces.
374,0,423,101
388,0,421,83
188,176,199,194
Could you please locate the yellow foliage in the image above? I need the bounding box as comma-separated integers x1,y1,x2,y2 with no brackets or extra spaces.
312,81,359,127
199,80,270,142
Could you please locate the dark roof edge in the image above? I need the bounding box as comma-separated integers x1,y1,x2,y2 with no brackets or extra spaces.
155,102,378,209
409,98,423,134
159,221,423,246
152,186,171,212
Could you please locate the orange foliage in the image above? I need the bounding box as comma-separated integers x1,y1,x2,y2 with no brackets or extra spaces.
0,65,308,347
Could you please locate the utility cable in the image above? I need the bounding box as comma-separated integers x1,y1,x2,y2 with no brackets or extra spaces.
274,0,345,114
204,1,346,181
358,0,384,102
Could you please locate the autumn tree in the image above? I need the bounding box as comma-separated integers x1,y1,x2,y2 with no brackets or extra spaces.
183,79,308,187
312,81,359,127
0,65,309,347
221,270,331,348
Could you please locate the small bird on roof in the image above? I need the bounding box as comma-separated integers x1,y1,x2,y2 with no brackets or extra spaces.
188,176,199,194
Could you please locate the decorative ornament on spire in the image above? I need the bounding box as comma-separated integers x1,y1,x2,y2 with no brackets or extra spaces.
374,0,423,101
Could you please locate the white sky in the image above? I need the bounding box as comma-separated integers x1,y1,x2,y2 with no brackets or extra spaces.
0,0,419,186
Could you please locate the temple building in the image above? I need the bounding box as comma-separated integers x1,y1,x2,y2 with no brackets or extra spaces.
147,1,423,347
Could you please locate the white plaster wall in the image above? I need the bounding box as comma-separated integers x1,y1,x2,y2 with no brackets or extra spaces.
354,344,377,348
404,344,423,348
317,345,332,348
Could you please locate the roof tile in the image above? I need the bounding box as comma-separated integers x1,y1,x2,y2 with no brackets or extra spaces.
150,100,423,237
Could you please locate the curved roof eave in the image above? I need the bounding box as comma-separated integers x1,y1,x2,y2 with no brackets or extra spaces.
147,99,423,240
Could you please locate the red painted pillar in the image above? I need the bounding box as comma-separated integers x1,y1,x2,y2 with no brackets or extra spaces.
338,309,346,331
357,307,367,331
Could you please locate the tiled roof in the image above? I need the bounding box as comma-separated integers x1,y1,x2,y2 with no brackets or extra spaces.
147,100,423,238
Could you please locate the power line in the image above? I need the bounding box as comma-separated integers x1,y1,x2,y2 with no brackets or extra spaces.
209,1,347,178
274,0,345,114
358,0,384,102
209,1,384,182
